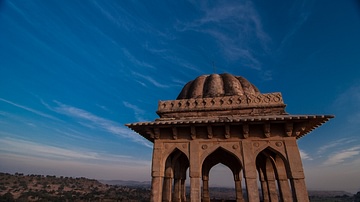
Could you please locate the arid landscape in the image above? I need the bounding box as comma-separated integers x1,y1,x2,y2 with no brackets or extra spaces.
1,172,359,202
0,172,150,201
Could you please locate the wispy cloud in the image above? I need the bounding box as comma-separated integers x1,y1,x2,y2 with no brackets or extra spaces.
0,137,102,160
122,48,155,69
123,101,146,122
143,47,202,73
0,152,151,181
317,138,355,155
323,146,360,166
177,1,269,70
0,137,150,166
46,101,152,148
279,12,310,49
0,98,58,120
333,84,360,109
300,150,313,160
131,71,169,88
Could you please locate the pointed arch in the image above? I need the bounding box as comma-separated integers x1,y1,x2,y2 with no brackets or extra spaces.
253,142,287,161
256,147,293,202
162,148,189,202
201,147,244,202
200,145,243,168
162,144,189,165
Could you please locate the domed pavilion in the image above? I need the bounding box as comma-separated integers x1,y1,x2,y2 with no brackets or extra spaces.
126,73,333,202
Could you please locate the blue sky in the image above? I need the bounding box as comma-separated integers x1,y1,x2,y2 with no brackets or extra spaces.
1,0,360,193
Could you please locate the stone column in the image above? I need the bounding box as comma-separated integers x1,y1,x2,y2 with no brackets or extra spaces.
151,176,163,202
242,140,260,202
284,139,309,202
190,177,201,202
162,176,172,202
151,141,164,202
278,179,292,202
258,168,269,202
290,178,309,202
173,162,183,202
173,178,181,202
181,178,187,201
265,158,278,202
202,176,210,202
189,141,201,202
234,177,244,202
267,179,278,202
163,159,173,202
275,156,292,202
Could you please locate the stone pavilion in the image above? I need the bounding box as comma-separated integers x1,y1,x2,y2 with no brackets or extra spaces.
126,73,333,202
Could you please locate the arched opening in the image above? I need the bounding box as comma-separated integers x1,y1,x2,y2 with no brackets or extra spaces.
256,147,293,202
163,148,189,202
202,147,244,202
208,163,236,201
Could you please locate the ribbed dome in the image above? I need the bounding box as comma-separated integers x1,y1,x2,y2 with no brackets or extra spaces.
177,73,260,99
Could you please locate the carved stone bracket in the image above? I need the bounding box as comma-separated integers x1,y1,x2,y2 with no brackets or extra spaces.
285,123,293,137
172,127,178,140
191,126,196,140
146,128,154,139
293,123,306,136
154,127,160,139
243,124,249,138
225,125,230,139
264,123,271,138
207,125,213,139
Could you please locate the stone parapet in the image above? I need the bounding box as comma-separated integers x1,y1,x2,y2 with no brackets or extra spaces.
157,92,286,118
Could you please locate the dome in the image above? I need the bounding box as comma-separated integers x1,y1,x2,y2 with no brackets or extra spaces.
177,73,260,99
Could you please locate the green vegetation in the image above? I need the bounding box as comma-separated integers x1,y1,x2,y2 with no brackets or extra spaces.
0,172,150,201
1,172,359,202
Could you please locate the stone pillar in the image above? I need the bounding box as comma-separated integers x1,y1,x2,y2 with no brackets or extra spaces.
284,139,309,202
151,141,164,202
265,158,278,202
278,179,292,202
267,179,278,202
173,178,181,202
189,141,201,202
234,177,244,202
173,162,183,202
275,156,292,202
202,176,210,202
162,176,172,202
190,177,201,202
181,178,187,201
242,140,260,202
258,168,269,202
290,178,309,202
151,176,163,202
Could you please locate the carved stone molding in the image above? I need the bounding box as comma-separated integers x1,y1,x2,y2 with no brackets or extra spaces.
157,93,285,117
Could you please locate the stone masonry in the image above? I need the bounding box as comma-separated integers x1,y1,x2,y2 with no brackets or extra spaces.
126,73,333,202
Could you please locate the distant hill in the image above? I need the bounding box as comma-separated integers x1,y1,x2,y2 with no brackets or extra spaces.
99,180,150,187
1,172,359,202
0,172,150,201
308,190,353,197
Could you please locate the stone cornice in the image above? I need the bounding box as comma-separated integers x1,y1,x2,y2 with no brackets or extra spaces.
126,115,334,142
157,93,286,118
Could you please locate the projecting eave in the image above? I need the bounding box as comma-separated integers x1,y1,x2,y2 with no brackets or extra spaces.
126,114,334,142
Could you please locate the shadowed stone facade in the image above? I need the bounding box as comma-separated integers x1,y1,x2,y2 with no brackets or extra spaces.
127,73,333,202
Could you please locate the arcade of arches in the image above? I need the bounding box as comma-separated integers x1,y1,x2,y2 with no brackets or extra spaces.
127,73,333,202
